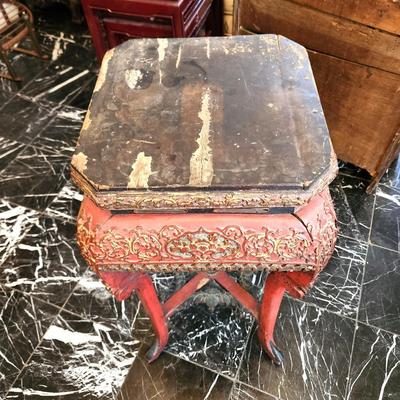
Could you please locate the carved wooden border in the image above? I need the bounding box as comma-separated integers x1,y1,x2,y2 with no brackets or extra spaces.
71,151,338,211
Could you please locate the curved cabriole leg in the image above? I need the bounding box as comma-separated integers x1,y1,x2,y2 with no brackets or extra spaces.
99,271,141,301
258,270,317,366
98,271,169,362
135,274,169,363
258,272,285,366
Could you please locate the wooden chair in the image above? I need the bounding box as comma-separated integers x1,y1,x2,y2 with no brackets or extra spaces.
0,0,47,81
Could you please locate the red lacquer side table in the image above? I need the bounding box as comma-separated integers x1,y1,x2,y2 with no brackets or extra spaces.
81,0,223,61
71,34,338,366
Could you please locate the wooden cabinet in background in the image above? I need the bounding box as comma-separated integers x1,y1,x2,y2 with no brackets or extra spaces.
234,0,400,192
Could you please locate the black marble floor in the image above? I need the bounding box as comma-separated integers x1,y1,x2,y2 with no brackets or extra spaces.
0,7,399,400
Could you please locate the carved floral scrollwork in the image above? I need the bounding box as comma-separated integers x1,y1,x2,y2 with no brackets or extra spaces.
242,228,311,261
76,214,98,268
221,226,245,240
76,193,338,272
275,229,312,261
166,228,243,260
243,230,275,259
128,228,163,260
77,214,321,266
77,189,337,271
315,204,337,267
96,230,130,260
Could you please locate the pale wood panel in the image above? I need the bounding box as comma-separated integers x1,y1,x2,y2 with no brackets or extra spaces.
236,0,400,74
291,0,400,36
309,50,400,176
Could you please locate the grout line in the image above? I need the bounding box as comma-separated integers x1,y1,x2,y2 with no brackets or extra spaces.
338,170,371,182
0,264,89,398
338,231,398,256
379,181,400,191
289,296,359,325
367,192,378,245
0,196,76,227
4,282,240,388
344,193,376,400
237,381,280,399
337,233,369,245
365,242,399,255
288,295,400,338
227,319,256,399
0,56,57,109
1,284,76,398
163,349,237,382
337,165,400,194
0,91,18,111
343,248,368,399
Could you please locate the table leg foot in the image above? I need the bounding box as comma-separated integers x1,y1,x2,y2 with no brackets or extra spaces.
263,340,284,366
136,274,169,363
146,341,165,363
98,270,169,362
258,272,286,366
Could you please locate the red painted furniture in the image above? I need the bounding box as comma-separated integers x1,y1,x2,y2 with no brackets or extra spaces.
81,0,223,61
71,34,338,366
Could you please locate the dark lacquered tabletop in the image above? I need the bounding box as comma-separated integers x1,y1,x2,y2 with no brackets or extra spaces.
71,34,336,210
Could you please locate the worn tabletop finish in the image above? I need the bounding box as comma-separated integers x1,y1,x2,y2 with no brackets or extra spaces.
71,34,337,210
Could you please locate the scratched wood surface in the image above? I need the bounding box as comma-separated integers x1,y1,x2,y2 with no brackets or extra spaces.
72,34,333,194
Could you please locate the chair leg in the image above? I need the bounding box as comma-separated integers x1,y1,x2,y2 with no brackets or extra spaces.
0,49,21,81
257,272,285,366
26,19,48,60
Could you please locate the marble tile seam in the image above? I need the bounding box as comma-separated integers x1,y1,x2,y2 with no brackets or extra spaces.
162,349,239,383
0,112,70,160
1,284,75,315
16,60,96,110
337,158,399,190
0,140,30,175
2,285,244,387
0,266,87,396
344,327,358,400
338,170,371,183
0,57,59,99
286,294,400,338
231,319,256,383
235,381,281,400
379,180,400,191
0,196,75,229
0,111,60,168
288,295,358,325
2,255,396,344
1,293,64,399
338,233,399,255
41,200,78,225
0,92,17,112
366,241,400,255
367,189,377,245
343,229,372,400
335,232,369,253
